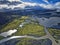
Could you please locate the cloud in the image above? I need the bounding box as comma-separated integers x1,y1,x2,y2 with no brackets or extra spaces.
0,1,60,10
38,4,54,9
0,4,8,9
7,0,20,2
43,0,49,4
55,2,60,9
0,2,38,10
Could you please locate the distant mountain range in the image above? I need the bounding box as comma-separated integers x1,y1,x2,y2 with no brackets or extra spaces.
0,9,60,26
0,9,60,17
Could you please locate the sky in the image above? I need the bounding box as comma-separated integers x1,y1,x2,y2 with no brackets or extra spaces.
0,0,60,11
22,0,60,4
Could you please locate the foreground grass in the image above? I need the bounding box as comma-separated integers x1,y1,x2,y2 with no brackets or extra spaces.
0,16,28,33
0,36,4,40
48,28,60,40
16,38,51,45
16,38,34,45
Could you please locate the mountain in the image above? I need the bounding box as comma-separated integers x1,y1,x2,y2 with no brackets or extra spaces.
0,8,60,16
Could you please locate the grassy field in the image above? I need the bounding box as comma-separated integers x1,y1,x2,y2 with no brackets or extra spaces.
14,22,45,37
48,28,60,40
0,16,28,33
0,16,45,41
16,38,51,45
0,36,4,40
16,38,34,45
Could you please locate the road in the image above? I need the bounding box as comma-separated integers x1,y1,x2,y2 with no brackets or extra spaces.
44,27,60,45
0,35,48,44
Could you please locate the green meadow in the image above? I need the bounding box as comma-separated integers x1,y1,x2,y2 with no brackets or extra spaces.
48,28,60,40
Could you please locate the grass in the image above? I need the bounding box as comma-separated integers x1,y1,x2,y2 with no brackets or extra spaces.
16,38,34,45
0,16,45,38
48,28,60,40
16,38,50,45
14,22,45,37
0,36,4,40
0,16,28,33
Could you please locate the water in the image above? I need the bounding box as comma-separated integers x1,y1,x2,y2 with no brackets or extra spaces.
31,16,60,29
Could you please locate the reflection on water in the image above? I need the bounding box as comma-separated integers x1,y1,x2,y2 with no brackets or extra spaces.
32,16,60,28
